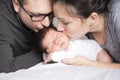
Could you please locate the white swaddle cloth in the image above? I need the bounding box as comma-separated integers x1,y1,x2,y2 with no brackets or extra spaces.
51,39,102,62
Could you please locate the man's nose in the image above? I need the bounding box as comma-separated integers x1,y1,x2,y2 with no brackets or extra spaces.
41,16,51,27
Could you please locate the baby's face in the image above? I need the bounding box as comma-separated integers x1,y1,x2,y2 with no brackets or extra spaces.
43,29,70,53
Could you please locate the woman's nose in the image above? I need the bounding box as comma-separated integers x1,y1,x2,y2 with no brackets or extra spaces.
57,25,64,31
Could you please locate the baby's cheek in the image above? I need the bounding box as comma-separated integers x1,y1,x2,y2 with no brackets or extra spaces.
54,46,62,52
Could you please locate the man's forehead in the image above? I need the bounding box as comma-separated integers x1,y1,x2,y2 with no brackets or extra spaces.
25,0,52,14
26,0,52,7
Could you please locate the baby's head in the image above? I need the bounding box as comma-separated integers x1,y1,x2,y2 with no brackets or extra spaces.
38,26,70,54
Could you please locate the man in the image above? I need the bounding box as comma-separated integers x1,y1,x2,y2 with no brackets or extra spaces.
0,0,53,73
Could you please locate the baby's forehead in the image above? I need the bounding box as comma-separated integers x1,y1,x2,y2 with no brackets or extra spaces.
47,28,57,35
43,29,57,52
44,28,57,42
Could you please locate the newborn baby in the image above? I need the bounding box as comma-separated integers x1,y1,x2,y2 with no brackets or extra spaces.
38,27,112,63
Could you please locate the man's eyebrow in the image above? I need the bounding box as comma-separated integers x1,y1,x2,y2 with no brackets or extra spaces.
29,11,53,16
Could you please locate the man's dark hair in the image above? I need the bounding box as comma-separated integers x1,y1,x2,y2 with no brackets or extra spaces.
18,0,26,5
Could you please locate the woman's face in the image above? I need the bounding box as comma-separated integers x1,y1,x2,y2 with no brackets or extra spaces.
53,2,91,40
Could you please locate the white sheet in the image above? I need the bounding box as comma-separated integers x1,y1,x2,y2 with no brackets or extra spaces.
0,63,120,80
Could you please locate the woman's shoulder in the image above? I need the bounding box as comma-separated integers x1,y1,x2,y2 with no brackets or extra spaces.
108,0,120,12
106,0,120,30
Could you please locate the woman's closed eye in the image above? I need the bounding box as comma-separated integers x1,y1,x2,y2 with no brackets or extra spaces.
62,22,69,25
61,20,70,25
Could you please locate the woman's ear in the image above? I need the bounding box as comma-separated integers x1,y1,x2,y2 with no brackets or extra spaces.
12,0,20,12
89,12,98,30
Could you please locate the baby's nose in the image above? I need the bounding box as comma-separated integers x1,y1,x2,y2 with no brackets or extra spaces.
55,39,62,46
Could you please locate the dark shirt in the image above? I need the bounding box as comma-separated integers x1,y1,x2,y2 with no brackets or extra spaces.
0,0,43,73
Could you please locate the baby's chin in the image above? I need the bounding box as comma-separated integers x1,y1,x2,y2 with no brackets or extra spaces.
61,42,69,50
64,42,69,50
53,42,69,52
59,46,68,51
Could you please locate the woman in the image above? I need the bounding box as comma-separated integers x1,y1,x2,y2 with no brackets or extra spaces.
52,0,120,68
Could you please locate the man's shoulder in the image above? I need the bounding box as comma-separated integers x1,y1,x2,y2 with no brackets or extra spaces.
0,0,11,10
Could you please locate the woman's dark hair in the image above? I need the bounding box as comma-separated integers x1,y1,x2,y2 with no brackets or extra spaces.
53,0,111,18
37,25,57,53
17,0,26,5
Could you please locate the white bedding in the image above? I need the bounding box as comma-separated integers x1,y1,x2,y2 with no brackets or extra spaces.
0,63,120,80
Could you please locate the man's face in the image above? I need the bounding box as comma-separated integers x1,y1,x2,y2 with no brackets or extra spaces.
43,29,70,53
13,0,53,32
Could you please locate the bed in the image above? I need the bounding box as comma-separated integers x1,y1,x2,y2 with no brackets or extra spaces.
0,62,120,80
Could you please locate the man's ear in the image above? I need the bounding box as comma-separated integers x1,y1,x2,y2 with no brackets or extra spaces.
12,0,20,12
